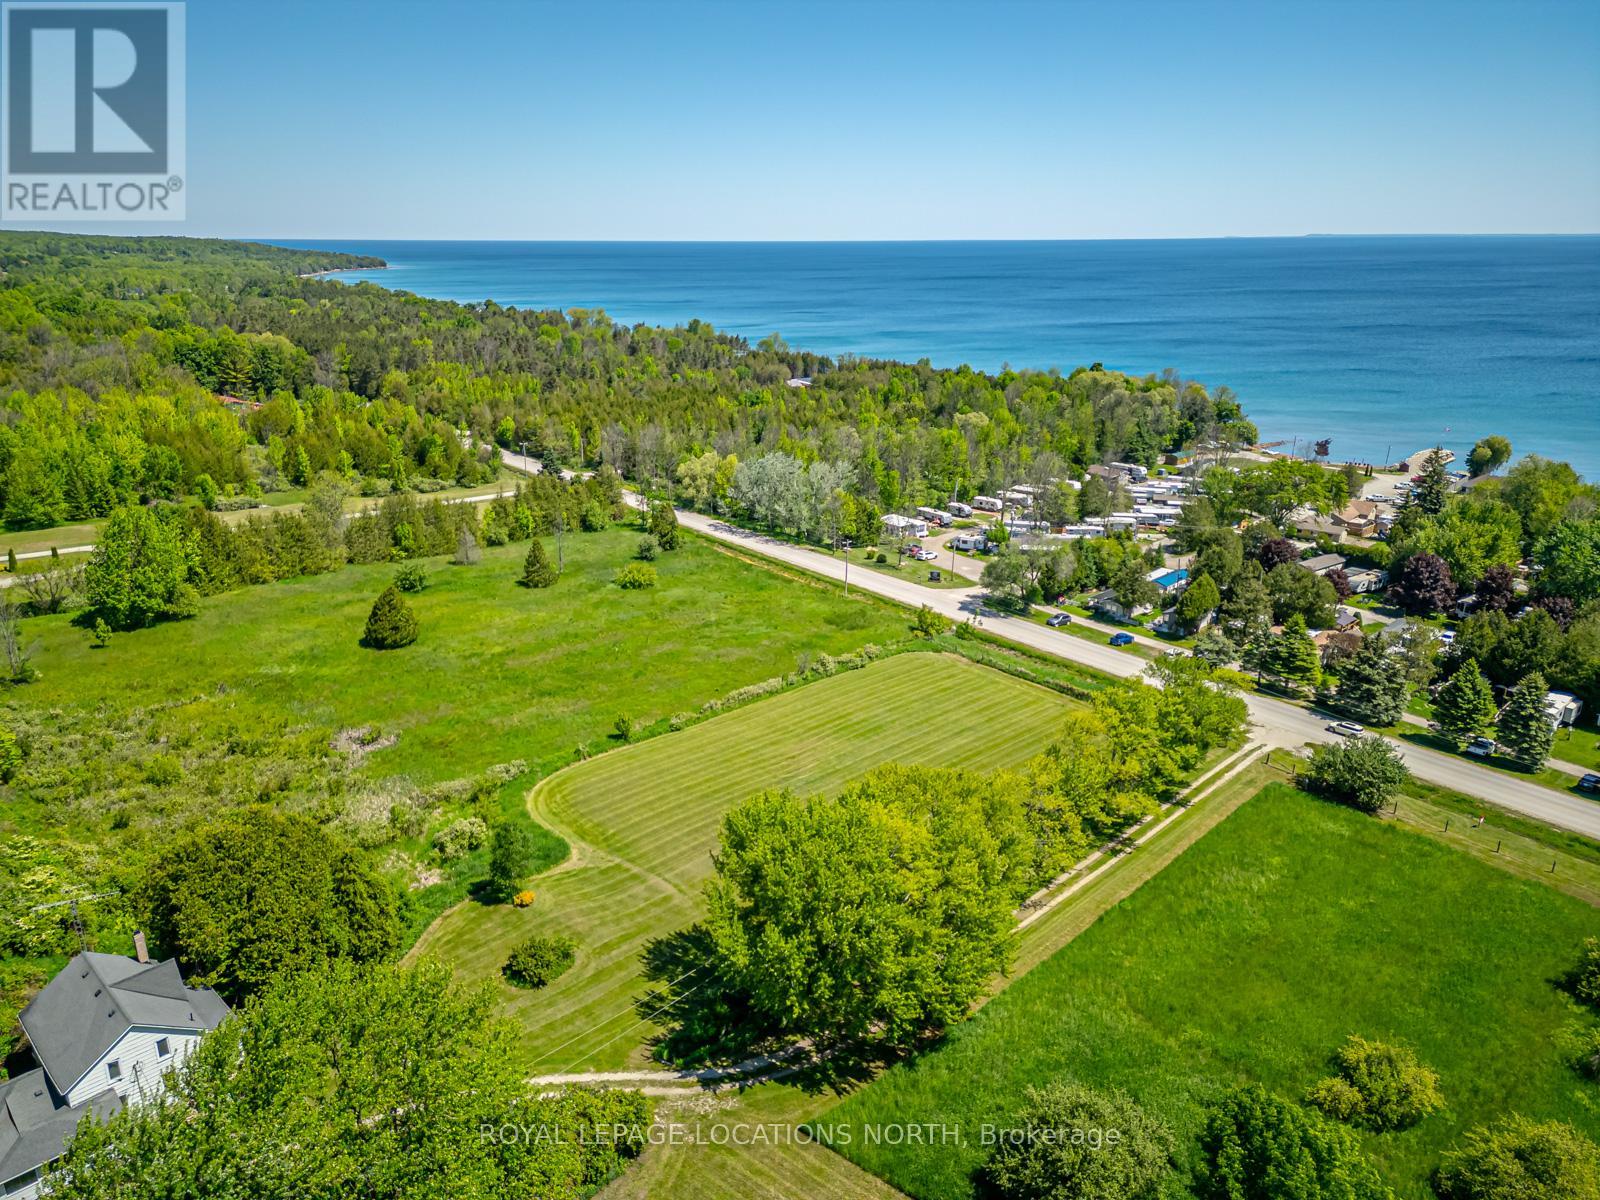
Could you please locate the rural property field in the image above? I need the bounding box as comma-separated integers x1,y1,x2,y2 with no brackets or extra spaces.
828,783,1600,1200
11,527,910,790
413,652,1077,1072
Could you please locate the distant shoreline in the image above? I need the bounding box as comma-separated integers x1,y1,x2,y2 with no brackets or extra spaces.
298,264,387,278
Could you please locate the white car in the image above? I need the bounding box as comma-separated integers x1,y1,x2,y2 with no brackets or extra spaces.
917,548,939,561
1464,736,1495,758
1326,721,1365,738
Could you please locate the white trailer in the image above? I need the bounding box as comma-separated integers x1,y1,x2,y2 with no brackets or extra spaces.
972,495,1004,513
883,513,929,539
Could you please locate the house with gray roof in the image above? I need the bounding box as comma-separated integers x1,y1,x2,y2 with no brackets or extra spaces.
1,949,227,1199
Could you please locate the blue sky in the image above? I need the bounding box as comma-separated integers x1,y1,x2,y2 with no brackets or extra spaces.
31,0,1600,238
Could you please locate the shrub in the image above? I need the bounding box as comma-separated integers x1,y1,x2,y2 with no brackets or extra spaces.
668,712,694,732
393,562,427,593
362,585,418,649
876,551,888,564
431,816,489,862
636,534,660,561
90,618,112,648
165,582,202,620
913,604,950,639
520,538,559,587
1306,1035,1443,1130
1299,735,1409,814
503,933,576,988
0,727,20,782
1573,937,1600,1009
512,890,536,908
1196,1086,1388,1200
1558,1021,1600,1081
980,1082,1173,1200
614,714,634,742
1434,1115,1600,1200
614,562,657,589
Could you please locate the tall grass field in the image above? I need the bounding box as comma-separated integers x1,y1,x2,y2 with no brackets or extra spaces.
827,783,1600,1200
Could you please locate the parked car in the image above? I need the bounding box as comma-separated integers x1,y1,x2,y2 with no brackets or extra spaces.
1464,736,1496,758
1437,630,1456,647
1047,612,1072,627
1579,774,1600,794
1109,631,1135,646
918,548,939,561
1326,721,1365,737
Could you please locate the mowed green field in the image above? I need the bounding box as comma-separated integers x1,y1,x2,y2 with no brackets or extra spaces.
413,653,1076,1073
828,784,1600,1200
15,527,908,786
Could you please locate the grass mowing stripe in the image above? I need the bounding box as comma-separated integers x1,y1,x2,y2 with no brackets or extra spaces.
425,654,1077,1072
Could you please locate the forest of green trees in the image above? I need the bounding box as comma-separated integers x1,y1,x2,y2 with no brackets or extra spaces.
0,232,1255,532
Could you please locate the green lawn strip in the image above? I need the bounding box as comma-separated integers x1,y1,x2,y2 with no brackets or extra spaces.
1552,722,1600,772
851,555,970,590
0,520,101,558
598,1083,910,1200
1020,608,1162,660
826,783,1600,1200
414,653,1079,1074
1384,788,1600,906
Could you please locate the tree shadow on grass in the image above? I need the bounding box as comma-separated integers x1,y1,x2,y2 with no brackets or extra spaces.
637,925,894,1095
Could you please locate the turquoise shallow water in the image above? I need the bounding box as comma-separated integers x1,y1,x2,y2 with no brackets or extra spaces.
281,237,1600,476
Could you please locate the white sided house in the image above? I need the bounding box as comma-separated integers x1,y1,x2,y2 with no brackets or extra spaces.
0,949,228,1199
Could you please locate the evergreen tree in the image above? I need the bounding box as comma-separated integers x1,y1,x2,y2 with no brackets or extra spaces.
520,537,558,587
1221,566,1272,643
1433,659,1498,747
1265,614,1321,691
647,500,680,550
1496,671,1555,769
453,525,481,566
1332,636,1408,725
362,584,418,649
1415,447,1449,515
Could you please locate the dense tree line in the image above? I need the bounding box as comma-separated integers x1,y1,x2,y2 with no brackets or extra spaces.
63,468,626,630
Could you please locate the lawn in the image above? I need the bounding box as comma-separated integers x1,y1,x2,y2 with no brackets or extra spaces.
827,783,1600,1200
411,652,1076,1073
14,527,908,788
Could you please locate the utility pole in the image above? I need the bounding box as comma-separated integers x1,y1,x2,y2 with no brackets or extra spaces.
31,892,120,953
841,539,852,596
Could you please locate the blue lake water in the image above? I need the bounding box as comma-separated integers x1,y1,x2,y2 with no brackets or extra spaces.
280,238,1600,477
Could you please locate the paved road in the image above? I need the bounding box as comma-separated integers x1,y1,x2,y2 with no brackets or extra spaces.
660,504,1600,840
